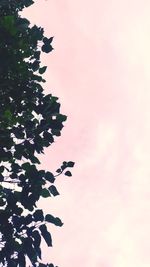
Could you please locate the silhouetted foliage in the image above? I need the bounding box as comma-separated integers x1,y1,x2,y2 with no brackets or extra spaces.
0,1,74,266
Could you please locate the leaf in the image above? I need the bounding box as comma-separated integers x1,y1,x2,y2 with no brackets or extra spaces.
41,188,51,198
48,36,54,43
22,162,31,171
42,44,53,53
14,207,23,216
43,37,49,43
0,198,6,206
25,214,33,225
49,185,59,197
56,168,61,173
39,66,47,74
4,109,12,120
13,127,25,139
60,162,67,171
33,209,44,221
30,155,41,164
33,74,43,82
39,264,47,267
36,247,42,259
51,129,61,136
18,253,26,267
43,132,54,143
32,60,40,71
43,36,54,44
0,166,4,173
57,114,67,122
2,16,15,26
0,175,4,182
32,230,41,248
23,237,37,263
2,16,17,35
67,161,75,168
11,163,21,172
38,170,45,177
39,224,52,247
34,51,41,60
45,172,55,183
64,171,72,177
45,214,63,227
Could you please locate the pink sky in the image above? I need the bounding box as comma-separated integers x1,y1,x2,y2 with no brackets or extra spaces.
22,1,150,266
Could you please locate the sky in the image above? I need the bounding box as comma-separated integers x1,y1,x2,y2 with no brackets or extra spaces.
22,1,150,266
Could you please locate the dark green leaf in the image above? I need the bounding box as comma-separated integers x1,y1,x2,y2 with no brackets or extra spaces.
23,237,37,263
0,198,6,206
43,132,54,143
22,162,31,171
39,264,47,267
64,171,72,177
67,161,75,168
43,36,54,44
39,224,52,247
33,209,44,221
57,114,67,122
14,207,23,216
0,175,4,182
45,172,55,183
49,185,59,196
30,155,41,164
25,214,33,225
48,37,54,43
56,168,61,173
38,170,45,177
41,188,51,198
42,44,53,53
45,214,63,227
18,253,26,267
39,66,47,74
32,60,40,71
51,129,61,136
11,163,21,172
34,51,41,60
0,166,4,173
32,230,41,249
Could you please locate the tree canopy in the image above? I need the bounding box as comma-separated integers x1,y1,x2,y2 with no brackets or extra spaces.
0,1,74,266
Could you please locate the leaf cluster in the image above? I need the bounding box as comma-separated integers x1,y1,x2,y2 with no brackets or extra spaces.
0,1,75,267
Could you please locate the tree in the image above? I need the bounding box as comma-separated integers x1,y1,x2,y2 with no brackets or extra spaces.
0,1,74,266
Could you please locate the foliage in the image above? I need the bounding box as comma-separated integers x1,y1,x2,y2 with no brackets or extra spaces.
0,1,74,266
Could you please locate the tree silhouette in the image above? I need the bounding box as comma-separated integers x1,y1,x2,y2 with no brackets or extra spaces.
0,1,74,266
